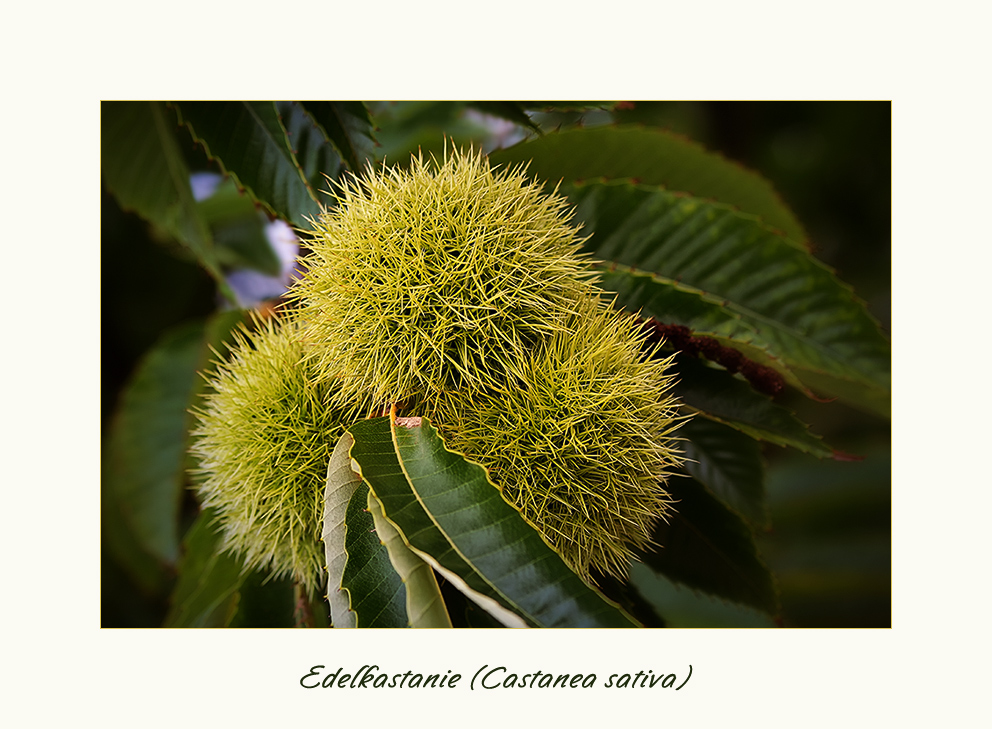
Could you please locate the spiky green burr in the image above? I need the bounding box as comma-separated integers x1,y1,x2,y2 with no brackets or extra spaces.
290,147,600,408
190,144,685,592
189,315,349,595
433,296,684,581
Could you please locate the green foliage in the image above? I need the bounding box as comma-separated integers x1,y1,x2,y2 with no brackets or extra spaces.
681,416,768,527
636,476,779,615
339,483,410,628
104,321,206,565
163,509,244,628
348,415,639,628
672,354,833,457
101,100,890,629
570,180,890,416
196,178,282,275
489,125,808,244
275,101,345,207
598,265,807,392
164,508,298,628
366,488,453,628
171,101,334,226
468,101,543,135
324,430,451,628
101,101,236,302
333,426,531,629
104,310,244,569
298,101,376,173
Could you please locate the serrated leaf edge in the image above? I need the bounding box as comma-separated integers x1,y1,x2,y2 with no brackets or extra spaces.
171,101,318,223
350,416,531,628
322,432,360,628
365,488,453,628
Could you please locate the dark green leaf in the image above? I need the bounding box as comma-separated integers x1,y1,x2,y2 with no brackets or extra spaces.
299,101,376,173
278,101,345,207
599,266,805,392
105,320,207,565
348,416,639,628
576,181,890,415
195,309,250,383
368,101,513,164
628,564,777,628
101,101,235,302
489,125,808,244
228,572,296,628
185,309,249,472
637,477,778,615
672,354,833,458
326,428,408,628
171,101,319,226
367,489,452,628
437,580,507,628
681,416,768,526
326,428,452,628
592,572,667,628
212,217,279,275
101,465,172,597
324,431,405,628
468,101,542,135
164,509,244,628
106,309,245,570
341,483,409,628
104,309,243,595
345,418,528,628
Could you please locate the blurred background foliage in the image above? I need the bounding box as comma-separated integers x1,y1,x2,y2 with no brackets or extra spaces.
102,101,890,628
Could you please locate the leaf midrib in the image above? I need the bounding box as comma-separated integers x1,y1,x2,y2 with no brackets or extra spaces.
602,263,884,389
385,419,541,627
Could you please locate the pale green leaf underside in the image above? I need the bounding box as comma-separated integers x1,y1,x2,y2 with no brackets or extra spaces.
348,416,639,628
322,432,362,628
367,490,453,628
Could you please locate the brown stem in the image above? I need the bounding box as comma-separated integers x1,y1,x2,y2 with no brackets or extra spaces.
293,582,315,628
